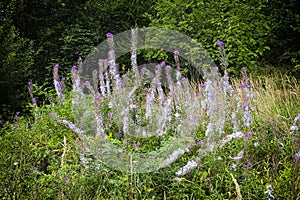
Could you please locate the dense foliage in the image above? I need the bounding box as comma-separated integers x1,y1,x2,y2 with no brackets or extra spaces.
1,0,299,119
0,1,299,198
148,0,300,75
148,0,271,73
0,0,155,119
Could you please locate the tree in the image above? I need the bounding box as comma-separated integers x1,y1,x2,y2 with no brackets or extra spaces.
147,0,272,74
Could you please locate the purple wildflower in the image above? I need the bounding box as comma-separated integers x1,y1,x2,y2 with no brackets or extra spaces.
71,65,77,73
31,166,40,171
108,112,114,117
78,57,82,62
94,95,100,99
199,83,205,88
240,82,247,88
214,66,219,71
165,65,171,69
117,81,125,87
141,67,146,74
294,151,300,160
160,61,166,66
31,98,37,103
61,77,66,81
198,140,203,147
0,120,3,125
28,82,32,86
56,82,62,88
242,104,247,111
205,177,210,181
82,80,89,87
106,32,113,38
173,50,179,55
16,111,20,115
217,40,224,47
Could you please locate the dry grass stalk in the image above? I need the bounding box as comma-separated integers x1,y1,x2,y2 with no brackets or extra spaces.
230,173,242,200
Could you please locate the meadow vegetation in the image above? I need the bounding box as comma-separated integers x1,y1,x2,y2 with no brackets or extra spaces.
1,34,299,199
0,1,299,199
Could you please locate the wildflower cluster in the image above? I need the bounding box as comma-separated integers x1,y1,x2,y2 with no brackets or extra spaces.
45,30,256,177
35,28,260,176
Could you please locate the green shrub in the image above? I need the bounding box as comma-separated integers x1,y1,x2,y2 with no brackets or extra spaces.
146,0,271,75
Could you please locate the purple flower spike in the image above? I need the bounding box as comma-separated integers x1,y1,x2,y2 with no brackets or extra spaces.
242,104,247,110
240,82,247,88
199,83,205,88
198,140,203,147
71,65,77,73
16,111,20,115
217,40,224,47
141,67,146,73
0,120,3,125
61,77,66,81
31,98,37,103
205,177,210,181
54,64,59,68
214,66,219,71
165,65,171,69
118,81,125,87
82,80,89,86
106,32,113,38
56,82,62,88
28,82,32,86
173,50,179,55
160,61,166,66
78,57,82,62
94,95,100,99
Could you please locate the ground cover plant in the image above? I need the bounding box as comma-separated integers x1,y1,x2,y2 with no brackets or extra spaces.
0,29,299,199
